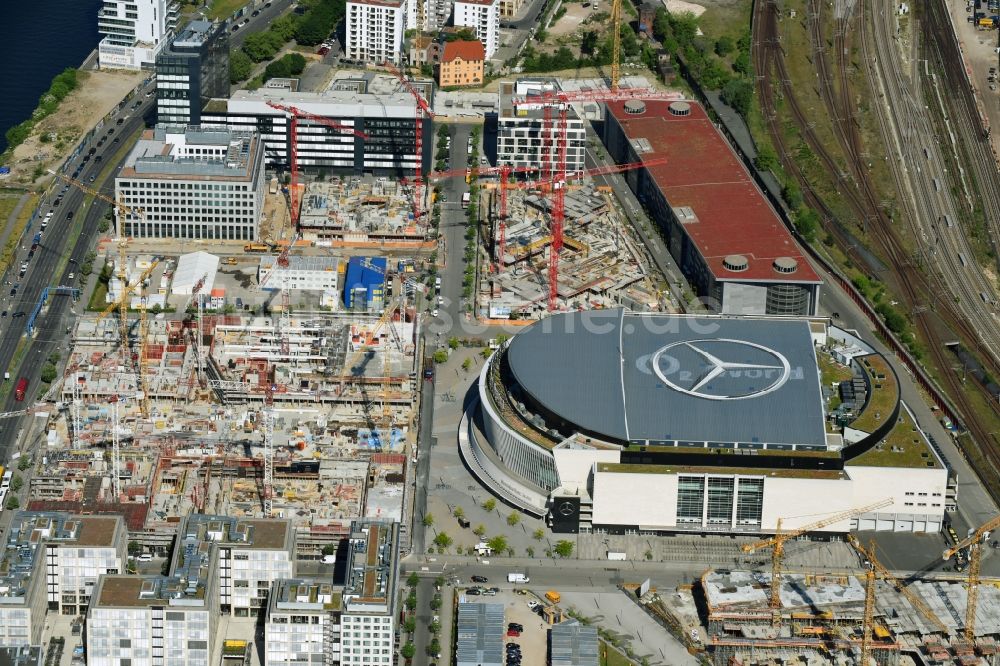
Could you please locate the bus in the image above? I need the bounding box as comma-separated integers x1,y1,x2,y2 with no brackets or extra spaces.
13,378,27,401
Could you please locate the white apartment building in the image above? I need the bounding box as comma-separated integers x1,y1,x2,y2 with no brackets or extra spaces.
98,0,179,70
264,580,342,666
258,256,340,293
453,0,500,58
340,521,399,666
87,577,217,666
181,515,295,617
496,80,586,174
115,126,265,241
345,0,407,65
0,513,127,647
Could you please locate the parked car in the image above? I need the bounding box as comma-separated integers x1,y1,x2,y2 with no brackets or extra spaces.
471,575,488,583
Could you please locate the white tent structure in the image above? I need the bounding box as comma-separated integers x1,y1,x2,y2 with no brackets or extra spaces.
172,251,219,296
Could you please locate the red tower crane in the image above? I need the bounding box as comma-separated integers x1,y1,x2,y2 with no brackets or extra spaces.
384,60,434,220
428,165,541,265
265,101,370,228
510,88,684,309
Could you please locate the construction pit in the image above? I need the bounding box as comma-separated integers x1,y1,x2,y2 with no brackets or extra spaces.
684,569,1000,666
475,182,672,319
31,308,421,556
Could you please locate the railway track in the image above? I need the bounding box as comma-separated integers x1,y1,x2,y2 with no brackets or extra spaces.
752,0,1000,497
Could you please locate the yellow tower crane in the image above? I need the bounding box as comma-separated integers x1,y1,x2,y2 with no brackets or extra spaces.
610,0,622,92
847,535,948,665
741,497,893,624
96,260,160,417
943,513,1000,641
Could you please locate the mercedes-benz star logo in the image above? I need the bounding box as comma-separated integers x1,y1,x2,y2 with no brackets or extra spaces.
650,339,792,401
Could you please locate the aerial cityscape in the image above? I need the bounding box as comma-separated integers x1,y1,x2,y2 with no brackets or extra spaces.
0,0,998,663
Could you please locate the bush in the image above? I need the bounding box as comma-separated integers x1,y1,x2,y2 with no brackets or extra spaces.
286,52,307,75
432,349,448,364
40,363,57,383
554,540,574,558
721,78,753,116
264,58,291,81
715,35,734,56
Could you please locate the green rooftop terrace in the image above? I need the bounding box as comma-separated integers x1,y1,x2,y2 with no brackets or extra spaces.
848,355,899,433
848,409,942,469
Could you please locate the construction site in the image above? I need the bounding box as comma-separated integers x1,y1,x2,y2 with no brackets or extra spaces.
475,181,670,317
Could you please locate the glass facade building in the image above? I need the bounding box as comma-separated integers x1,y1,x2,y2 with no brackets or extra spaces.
156,20,229,126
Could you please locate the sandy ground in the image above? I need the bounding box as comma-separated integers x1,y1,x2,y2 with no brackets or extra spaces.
665,0,706,17
549,2,594,37
5,69,144,187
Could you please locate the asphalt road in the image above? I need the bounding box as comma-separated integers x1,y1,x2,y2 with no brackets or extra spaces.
0,81,159,460
228,0,295,48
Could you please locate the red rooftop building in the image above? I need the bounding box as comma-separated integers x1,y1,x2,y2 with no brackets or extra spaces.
603,98,822,315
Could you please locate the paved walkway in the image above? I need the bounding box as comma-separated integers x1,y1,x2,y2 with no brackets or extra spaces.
560,589,698,666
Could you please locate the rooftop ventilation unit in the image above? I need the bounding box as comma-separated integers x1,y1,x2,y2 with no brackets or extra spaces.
722,255,749,272
623,100,646,115
668,101,691,116
772,257,799,274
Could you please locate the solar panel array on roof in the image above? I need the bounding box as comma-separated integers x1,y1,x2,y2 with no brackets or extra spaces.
456,603,504,666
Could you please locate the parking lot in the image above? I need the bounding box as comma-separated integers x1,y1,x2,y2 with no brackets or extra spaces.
456,586,550,666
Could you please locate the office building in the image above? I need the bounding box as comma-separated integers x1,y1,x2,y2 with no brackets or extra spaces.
496,80,586,174
264,579,343,666
200,75,433,176
602,99,822,315
340,521,399,666
439,40,486,87
454,0,501,58
0,513,126,647
182,514,294,617
98,0,179,70
156,20,230,126
345,0,407,64
115,126,265,240
258,256,341,293
87,515,293,664
471,309,950,534
343,257,386,311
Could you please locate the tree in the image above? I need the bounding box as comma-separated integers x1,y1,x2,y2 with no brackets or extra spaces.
5,497,18,511
461,358,472,371
40,363,57,383
526,546,535,557
533,528,545,540
407,572,420,587
429,619,441,634
754,146,778,172
448,336,460,349
321,544,336,556
403,617,416,633
11,475,23,493
453,506,465,520
473,524,486,537
554,540,574,558
264,58,291,81
506,511,521,526
782,182,804,210
429,595,442,610
128,541,143,556
433,532,453,549
230,50,253,83
487,535,508,553
405,592,417,610
432,349,449,364
17,455,30,471
401,643,415,660
444,28,477,41
242,32,281,62
422,513,434,527
721,78,753,116
286,52,307,75
715,35,734,56
482,498,496,512
581,30,599,55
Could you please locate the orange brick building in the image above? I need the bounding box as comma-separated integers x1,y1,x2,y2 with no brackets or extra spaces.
438,40,486,87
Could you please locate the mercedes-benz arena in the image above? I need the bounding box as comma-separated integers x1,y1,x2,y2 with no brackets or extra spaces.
466,309,948,535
